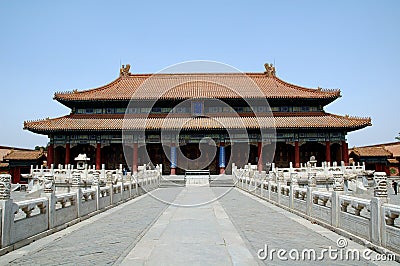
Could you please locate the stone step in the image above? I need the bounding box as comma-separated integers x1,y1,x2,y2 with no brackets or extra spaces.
159,180,186,188
209,179,235,187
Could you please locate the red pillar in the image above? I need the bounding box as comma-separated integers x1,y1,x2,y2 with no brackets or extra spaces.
65,143,70,165
10,168,20,184
47,143,54,167
325,141,331,163
170,168,176,175
96,143,101,170
133,142,138,172
257,142,263,172
219,142,226,174
13,168,21,184
170,143,176,175
341,141,349,165
294,141,300,168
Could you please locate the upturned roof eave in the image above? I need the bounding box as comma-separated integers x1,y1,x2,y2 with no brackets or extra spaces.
23,122,371,135
52,72,341,105
53,95,341,105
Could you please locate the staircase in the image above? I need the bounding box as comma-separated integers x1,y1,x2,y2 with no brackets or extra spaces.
209,175,235,187
159,176,186,188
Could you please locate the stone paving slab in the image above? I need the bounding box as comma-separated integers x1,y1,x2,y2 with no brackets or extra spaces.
120,186,258,266
0,188,182,265
2,184,399,265
214,187,398,266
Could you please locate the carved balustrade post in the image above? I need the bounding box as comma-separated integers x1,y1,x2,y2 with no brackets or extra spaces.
373,173,388,198
308,172,317,187
43,173,55,194
91,172,100,211
0,174,18,247
333,173,344,192
306,172,317,216
39,172,56,229
370,172,388,246
0,174,11,200
331,173,345,228
277,171,284,184
289,172,298,209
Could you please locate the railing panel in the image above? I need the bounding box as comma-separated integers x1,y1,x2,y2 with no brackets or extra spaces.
384,226,400,254
14,214,48,243
270,192,278,203
339,212,370,240
112,193,122,204
81,200,97,217
99,195,111,209
312,204,331,224
293,198,307,214
55,206,78,227
280,195,289,207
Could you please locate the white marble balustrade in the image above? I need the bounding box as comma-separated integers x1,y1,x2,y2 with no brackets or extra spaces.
232,164,400,256
0,165,161,251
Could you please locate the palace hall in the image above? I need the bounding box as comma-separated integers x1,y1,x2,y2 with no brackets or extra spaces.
24,64,371,175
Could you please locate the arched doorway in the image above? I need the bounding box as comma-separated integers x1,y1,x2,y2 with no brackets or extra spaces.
262,143,276,170
54,146,65,166
330,143,342,164
249,144,258,165
136,144,171,175
146,143,165,166
229,142,253,169
101,144,127,169
300,142,326,166
178,142,219,174
224,144,232,174
274,142,294,168
70,144,96,167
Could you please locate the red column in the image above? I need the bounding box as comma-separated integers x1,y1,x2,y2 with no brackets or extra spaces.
325,141,331,163
65,143,70,165
170,168,176,175
294,141,300,168
47,143,54,167
96,143,101,170
219,142,226,175
133,142,138,172
257,142,263,172
14,168,21,184
341,141,349,165
170,143,176,175
10,168,20,184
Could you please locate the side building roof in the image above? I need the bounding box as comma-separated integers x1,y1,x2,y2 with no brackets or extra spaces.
350,141,400,158
3,150,46,161
349,146,392,158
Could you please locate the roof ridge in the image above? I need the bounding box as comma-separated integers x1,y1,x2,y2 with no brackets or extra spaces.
53,71,342,103
128,72,263,76
382,145,392,155
4,149,45,160
272,76,341,96
54,76,123,98
329,113,372,122
357,141,400,148
24,115,69,127
351,145,393,157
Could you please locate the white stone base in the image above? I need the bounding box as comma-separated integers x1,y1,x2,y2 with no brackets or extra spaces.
185,177,209,186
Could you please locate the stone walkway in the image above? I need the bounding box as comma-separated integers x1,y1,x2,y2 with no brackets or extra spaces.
214,188,376,265
120,185,257,265
0,185,398,265
0,188,182,265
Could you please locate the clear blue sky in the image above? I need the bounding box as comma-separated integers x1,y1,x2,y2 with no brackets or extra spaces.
0,0,399,149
